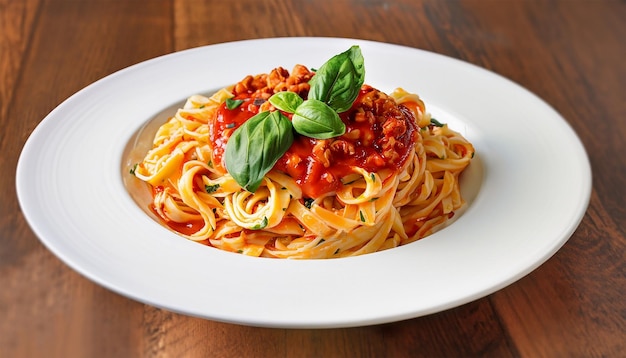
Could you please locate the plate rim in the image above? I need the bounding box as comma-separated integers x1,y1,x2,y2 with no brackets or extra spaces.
16,37,592,328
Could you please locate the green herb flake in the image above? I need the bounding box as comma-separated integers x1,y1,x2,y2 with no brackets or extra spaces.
226,98,244,110
430,117,445,127
304,198,315,209
251,217,269,230
370,173,375,182
225,122,236,129
205,184,220,193
359,211,366,222
129,163,138,176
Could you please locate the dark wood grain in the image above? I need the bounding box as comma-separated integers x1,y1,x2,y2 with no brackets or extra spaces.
1,0,624,357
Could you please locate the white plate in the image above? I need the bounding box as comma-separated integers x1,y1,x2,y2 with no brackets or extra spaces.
16,38,591,328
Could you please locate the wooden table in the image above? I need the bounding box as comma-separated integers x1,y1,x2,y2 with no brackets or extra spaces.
2,0,624,356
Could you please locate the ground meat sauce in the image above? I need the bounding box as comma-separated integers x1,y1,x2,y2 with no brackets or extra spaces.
210,66,419,198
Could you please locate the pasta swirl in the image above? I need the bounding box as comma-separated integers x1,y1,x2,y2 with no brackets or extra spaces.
132,66,474,259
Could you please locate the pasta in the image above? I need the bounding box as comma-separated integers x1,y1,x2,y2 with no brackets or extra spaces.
132,58,474,259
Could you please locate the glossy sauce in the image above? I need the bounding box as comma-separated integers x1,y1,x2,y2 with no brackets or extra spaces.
210,86,418,198
209,95,259,173
150,185,205,235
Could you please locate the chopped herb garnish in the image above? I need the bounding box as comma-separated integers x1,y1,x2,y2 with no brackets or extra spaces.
237,249,243,253
430,117,445,127
205,184,220,193
252,217,268,230
304,198,315,209
359,211,366,222
129,163,138,176
370,173,375,182
226,98,244,110
369,197,379,202
225,122,236,129
199,105,205,109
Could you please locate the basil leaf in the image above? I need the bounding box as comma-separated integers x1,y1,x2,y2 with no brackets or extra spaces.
269,91,303,113
226,98,244,110
308,45,365,113
348,46,365,87
292,99,346,139
225,111,294,192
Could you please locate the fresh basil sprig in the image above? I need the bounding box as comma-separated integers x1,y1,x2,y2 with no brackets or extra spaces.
269,93,345,139
225,46,365,192
268,91,303,113
308,45,365,113
292,99,345,139
225,111,293,192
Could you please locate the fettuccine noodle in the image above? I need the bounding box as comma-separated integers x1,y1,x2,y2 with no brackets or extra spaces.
132,64,474,258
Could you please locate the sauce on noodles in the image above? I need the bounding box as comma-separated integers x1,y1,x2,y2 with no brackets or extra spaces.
132,56,475,259
211,85,419,198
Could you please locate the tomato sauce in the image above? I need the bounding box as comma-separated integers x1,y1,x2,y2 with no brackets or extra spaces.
148,186,205,235
209,95,260,172
210,86,418,198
